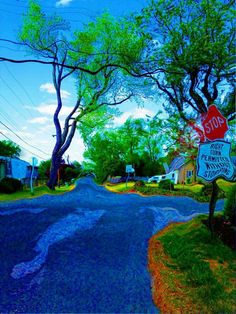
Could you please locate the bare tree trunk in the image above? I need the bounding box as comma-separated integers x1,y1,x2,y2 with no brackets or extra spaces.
47,153,62,190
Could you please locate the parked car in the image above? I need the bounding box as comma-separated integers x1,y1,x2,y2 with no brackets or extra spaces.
148,175,161,183
148,172,178,184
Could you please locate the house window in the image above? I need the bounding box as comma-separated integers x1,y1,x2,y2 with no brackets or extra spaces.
186,170,193,178
161,175,166,179
172,173,175,178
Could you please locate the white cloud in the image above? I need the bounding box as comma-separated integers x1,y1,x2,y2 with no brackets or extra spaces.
28,117,50,124
0,129,8,135
113,108,155,126
40,83,71,99
0,129,34,140
40,83,55,94
17,131,35,139
37,139,51,145
35,103,75,117
67,136,85,163
56,0,73,7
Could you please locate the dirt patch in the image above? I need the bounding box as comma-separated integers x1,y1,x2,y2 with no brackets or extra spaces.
148,224,198,314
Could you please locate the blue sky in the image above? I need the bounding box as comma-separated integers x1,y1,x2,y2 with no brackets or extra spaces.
0,0,161,164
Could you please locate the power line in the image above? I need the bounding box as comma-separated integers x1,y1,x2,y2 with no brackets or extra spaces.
4,63,35,106
0,75,34,119
0,1,98,15
0,131,47,160
0,120,50,156
3,63,46,119
0,111,22,133
0,96,23,130
0,8,96,21
0,94,29,129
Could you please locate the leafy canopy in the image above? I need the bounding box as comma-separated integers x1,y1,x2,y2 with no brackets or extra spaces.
138,0,235,119
0,140,21,158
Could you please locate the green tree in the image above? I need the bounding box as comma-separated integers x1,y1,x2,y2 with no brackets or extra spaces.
0,140,21,158
38,159,51,180
138,0,235,120
83,131,126,183
83,116,165,181
7,1,145,189
137,0,235,234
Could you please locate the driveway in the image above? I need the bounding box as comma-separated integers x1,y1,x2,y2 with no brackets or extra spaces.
0,178,224,313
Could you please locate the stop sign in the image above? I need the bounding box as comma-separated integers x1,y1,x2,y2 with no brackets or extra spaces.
202,105,228,141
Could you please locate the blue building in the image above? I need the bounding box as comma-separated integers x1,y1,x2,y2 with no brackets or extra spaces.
0,156,38,184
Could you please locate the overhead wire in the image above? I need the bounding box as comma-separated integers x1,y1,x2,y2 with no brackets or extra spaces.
0,131,47,160
3,63,47,119
0,1,98,15
0,75,34,119
0,8,96,22
4,63,35,106
0,120,51,156
0,111,22,133
0,95,23,131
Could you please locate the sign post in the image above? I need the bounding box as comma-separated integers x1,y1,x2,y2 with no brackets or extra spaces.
125,165,135,188
196,105,234,236
30,157,38,195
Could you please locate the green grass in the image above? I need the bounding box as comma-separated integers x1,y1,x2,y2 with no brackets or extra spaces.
0,184,74,202
105,182,135,193
105,180,236,203
217,179,236,193
106,182,206,194
175,183,204,193
156,216,236,313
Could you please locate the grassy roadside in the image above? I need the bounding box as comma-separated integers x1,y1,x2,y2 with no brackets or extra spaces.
148,215,236,314
105,180,235,201
0,184,75,202
105,182,204,193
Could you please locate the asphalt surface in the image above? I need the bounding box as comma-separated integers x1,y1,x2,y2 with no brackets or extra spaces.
0,178,224,313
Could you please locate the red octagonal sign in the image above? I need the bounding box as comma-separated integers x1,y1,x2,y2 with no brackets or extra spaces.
202,105,228,141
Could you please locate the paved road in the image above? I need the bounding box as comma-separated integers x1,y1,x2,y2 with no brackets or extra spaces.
0,178,224,313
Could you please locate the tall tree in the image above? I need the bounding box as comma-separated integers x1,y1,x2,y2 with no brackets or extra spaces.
11,1,146,189
0,140,21,158
137,0,235,120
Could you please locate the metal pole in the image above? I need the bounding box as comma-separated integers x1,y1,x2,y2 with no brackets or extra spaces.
30,163,34,195
126,172,130,189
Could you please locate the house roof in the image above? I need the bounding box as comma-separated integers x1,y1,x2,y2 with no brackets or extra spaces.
169,156,186,172
0,156,30,166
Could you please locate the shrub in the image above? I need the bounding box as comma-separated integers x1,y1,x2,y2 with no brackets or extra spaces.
197,178,204,184
64,167,81,182
201,183,225,199
201,184,212,196
0,177,22,194
159,179,174,191
186,177,191,184
134,180,146,188
224,185,236,226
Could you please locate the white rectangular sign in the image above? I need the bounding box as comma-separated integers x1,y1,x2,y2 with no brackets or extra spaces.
126,165,134,173
197,140,234,182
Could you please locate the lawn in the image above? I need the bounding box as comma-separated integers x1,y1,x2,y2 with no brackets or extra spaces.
105,180,236,199
105,182,135,193
0,184,74,202
148,215,236,314
217,179,236,193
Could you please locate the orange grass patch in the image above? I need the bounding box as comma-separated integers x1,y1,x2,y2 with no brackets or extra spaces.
148,224,199,314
